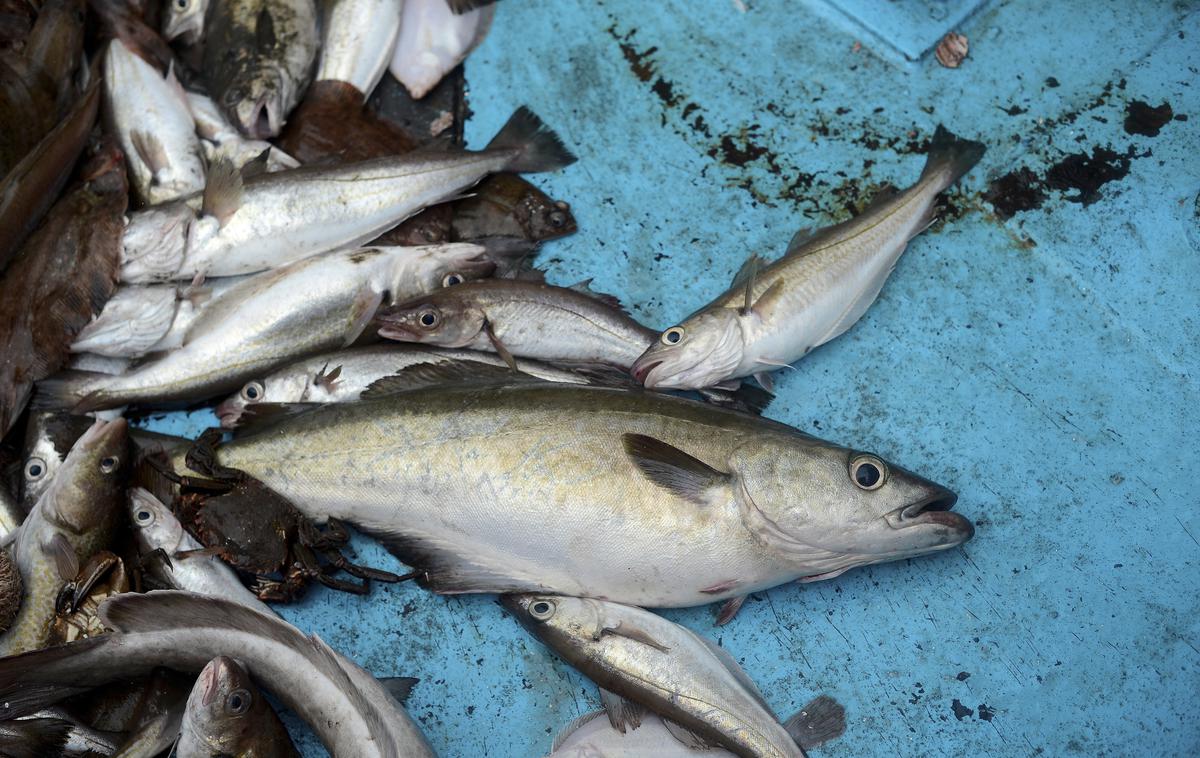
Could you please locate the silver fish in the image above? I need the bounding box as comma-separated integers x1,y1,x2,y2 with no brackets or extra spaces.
214,343,595,428
119,107,575,282
631,126,986,392
185,90,300,172
202,0,319,138
376,279,656,370
318,0,404,97
389,0,495,99
0,418,127,655
179,655,298,757
0,590,434,757
194,384,973,612
163,0,210,45
44,244,495,412
103,37,206,205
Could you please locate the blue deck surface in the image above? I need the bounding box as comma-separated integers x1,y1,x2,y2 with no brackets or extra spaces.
144,1,1199,755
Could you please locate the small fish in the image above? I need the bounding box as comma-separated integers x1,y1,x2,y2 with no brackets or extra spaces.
42,244,496,412
317,0,404,98
376,278,657,370
178,655,299,757
0,590,434,757
0,418,127,656
163,0,210,45
449,174,577,244
202,0,320,137
389,0,495,99
120,107,575,282
508,595,846,758
632,126,986,392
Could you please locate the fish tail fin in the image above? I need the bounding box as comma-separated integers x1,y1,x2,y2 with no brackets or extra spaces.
32,371,114,414
486,107,577,173
920,125,986,191
784,695,847,751
0,717,74,758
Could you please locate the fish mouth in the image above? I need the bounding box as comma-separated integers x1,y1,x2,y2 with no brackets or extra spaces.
376,322,419,341
891,489,974,540
630,359,662,386
214,399,243,429
200,657,228,706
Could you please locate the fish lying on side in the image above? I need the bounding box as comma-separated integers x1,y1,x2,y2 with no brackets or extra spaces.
389,0,495,99
449,173,577,243
214,344,597,428
184,382,973,618
0,591,434,757
377,279,657,370
120,107,575,282
508,595,845,758
202,0,319,138
43,243,497,412
185,90,300,172
318,0,404,99
0,418,127,656
632,126,986,393
179,655,299,758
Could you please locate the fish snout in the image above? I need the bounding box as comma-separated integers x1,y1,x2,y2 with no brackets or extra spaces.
895,486,974,542
630,358,662,386
214,398,244,429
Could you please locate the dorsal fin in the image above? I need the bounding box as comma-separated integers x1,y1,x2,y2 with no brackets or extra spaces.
599,688,643,733
201,158,243,227
729,254,769,293
549,710,606,751
359,361,545,400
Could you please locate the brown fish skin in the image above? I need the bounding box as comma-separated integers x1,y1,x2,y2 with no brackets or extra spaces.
0,53,58,176
0,78,100,272
0,139,127,435
449,173,577,243
0,0,36,51
277,79,420,163
22,0,85,114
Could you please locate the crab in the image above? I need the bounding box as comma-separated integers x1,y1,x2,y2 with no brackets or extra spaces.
159,429,410,602
53,551,130,643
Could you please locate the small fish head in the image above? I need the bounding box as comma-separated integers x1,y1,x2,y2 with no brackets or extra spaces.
40,419,128,536
524,197,577,241
376,292,487,348
732,436,972,575
631,309,745,390
396,245,497,298
20,413,95,512
128,488,183,553
502,595,601,651
215,372,306,429
163,0,205,44
227,71,285,139
181,655,256,754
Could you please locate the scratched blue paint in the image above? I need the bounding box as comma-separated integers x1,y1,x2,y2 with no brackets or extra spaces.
143,1,1199,755
814,0,989,61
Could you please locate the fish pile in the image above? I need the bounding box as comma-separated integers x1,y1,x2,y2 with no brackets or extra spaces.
0,0,985,755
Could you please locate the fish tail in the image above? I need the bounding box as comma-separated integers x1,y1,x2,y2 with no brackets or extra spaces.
783,694,847,751
32,371,115,414
920,125,986,190
486,107,577,173
0,716,74,758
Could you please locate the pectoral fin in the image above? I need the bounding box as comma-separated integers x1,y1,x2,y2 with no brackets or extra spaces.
715,595,748,625
750,279,785,321
201,158,243,227
621,434,731,506
662,718,714,749
345,288,384,346
483,318,518,371
46,533,78,581
600,620,670,652
599,688,643,733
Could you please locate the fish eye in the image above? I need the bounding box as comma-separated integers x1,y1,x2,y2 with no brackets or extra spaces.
24,457,46,480
418,310,439,328
176,0,187,7
529,599,556,621
135,508,154,525
240,381,264,401
100,456,120,474
548,210,567,228
849,455,887,490
442,273,464,287
661,327,685,346
226,688,251,715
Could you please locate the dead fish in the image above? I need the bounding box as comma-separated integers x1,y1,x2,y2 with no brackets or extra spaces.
202,0,320,138
163,0,210,45
188,383,973,613
0,418,127,656
376,278,657,370
449,173,576,244
179,655,299,757
108,668,191,758
632,126,986,393
0,138,126,435
185,90,300,172
43,243,496,412
318,0,404,98
0,590,435,757
213,344,598,428
120,107,575,282
0,716,74,757
389,0,495,99
508,595,846,758
277,79,422,164
103,36,206,205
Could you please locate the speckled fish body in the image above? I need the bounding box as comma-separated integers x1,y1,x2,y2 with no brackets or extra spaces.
377,279,657,369
632,127,986,391
185,91,299,172
389,0,494,99
47,244,494,411
214,343,594,427
318,0,403,97
198,384,972,608
202,0,318,138
0,418,127,656
103,38,205,205
179,655,299,757
0,591,434,757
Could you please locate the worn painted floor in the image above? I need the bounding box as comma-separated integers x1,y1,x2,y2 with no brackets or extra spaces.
145,1,1199,755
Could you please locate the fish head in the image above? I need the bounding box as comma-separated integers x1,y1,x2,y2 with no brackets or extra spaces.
20,412,95,512
163,0,206,45
181,655,257,754
39,418,128,536
731,436,972,577
225,70,286,139
631,309,745,390
215,371,305,429
128,488,184,554
391,244,497,300
375,291,487,348
527,200,578,241
502,595,605,651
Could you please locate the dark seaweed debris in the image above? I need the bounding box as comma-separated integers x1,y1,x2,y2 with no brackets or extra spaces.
1045,146,1136,206
1123,100,1174,137
951,699,974,721
984,168,1047,219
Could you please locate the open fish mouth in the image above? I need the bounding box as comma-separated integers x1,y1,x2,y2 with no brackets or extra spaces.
894,490,973,539
215,400,244,429
630,359,661,385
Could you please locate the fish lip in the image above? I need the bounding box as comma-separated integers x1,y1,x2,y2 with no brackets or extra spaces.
376,321,419,341
200,658,225,706
214,400,242,429
630,359,662,386
892,490,974,540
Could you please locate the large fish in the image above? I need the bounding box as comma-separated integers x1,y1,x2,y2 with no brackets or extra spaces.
507,595,845,758
188,383,973,612
202,0,319,137
179,655,299,757
631,126,986,392
42,243,497,412
376,279,657,370
0,140,126,435
318,0,403,98
0,591,434,757
0,418,127,656
120,107,575,282
389,0,495,99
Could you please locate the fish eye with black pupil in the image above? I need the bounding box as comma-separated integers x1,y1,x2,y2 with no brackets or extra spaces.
442,273,464,287
529,599,555,620
100,456,120,474
849,455,886,490
419,310,439,327
226,688,251,715
135,509,153,525
241,381,263,401
548,210,567,227
661,327,685,345
25,457,45,479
